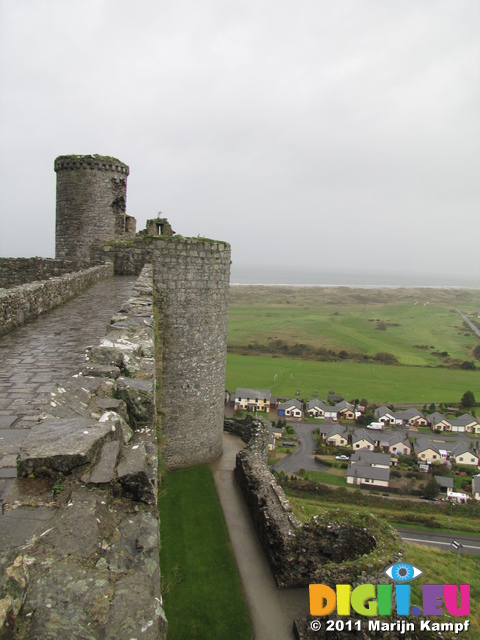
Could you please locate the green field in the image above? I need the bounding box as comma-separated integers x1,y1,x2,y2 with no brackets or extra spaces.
226,353,480,404
228,285,480,367
226,285,480,403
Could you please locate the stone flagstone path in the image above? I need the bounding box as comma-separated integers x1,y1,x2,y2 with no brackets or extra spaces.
0,276,136,503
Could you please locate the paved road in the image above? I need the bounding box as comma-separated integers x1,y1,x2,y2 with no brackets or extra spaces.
0,276,136,500
273,422,326,474
456,308,480,339
211,434,309,640
396,527,480,556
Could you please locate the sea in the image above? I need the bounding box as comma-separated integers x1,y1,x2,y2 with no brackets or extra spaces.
230,266,480,289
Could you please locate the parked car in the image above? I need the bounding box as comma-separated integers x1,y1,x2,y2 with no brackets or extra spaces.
335,455,349,461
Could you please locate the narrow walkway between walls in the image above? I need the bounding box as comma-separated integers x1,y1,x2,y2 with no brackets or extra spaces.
210,433,309,640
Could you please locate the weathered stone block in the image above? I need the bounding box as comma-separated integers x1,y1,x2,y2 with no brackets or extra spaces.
116,443,155,504
115,378,155,428
17,418,119,477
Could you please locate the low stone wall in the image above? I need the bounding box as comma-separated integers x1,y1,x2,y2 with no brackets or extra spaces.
230,415,402,590
90,240,152,275
1,264,167,639
0,257,85,288
0,264,113,336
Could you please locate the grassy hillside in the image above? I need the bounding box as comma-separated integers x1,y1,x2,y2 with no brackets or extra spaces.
228,286,480,367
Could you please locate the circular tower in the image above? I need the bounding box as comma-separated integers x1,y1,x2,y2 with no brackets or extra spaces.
54,154,130,263
152,237,231,469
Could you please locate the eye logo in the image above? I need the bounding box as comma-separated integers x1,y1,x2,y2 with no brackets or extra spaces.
385,563,423,582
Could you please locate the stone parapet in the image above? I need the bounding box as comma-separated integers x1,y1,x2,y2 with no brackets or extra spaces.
0,264,113,336
0,257,87,288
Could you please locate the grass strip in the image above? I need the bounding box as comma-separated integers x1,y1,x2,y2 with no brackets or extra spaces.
159,464,252,640
404,542,479,637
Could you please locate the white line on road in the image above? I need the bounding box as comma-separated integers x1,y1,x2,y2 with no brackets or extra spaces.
403,537,480,551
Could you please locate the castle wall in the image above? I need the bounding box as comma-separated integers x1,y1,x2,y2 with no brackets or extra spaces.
55,155,133,263
0,257,82,288
152,237,231,468
0,264,113,336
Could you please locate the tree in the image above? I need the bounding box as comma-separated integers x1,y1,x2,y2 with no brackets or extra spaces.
461,391,475,409
423,477,440,500
474,344,480,360
429,403,436,412
460,361,476,370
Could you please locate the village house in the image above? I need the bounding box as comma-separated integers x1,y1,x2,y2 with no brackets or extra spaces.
350,450,391,469
428,411,451,431
319,424,349,447
278,398,304,418
234,388,271,413
451,442,480,467
414,438,442,464
434,476,454,494
346,452,391,488
382,432,412,456
306,399,326,418
374,405,427,427
351,428,375,451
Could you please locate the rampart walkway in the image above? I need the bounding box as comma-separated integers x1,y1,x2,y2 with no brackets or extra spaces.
0,276,136,503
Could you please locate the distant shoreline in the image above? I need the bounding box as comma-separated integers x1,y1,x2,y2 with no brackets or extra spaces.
230,282,480,290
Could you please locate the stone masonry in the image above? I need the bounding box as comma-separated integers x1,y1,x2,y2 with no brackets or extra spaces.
55,155,135,263
0,265,167,639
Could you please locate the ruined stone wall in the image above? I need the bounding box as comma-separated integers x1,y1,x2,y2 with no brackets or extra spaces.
0,264,113,336
230,416,402,589
55,155,133,263
153,237,231,468
0,257,85,288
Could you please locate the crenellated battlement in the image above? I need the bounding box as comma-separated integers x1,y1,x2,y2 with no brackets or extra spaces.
54,154,130,175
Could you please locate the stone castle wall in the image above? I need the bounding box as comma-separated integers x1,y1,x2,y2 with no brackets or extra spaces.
0,264,113,336
0,257,84,288
55,155,134,263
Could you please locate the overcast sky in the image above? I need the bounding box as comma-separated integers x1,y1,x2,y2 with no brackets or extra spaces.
0,0,479,286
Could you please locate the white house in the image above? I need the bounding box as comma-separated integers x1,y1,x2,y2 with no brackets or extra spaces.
278,398,304,418
234,388,271,413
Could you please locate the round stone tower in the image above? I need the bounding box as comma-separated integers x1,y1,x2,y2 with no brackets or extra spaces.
54,154,133,263
152,237,231,469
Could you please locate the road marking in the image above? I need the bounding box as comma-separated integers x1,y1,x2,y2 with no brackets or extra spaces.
402,537,480,551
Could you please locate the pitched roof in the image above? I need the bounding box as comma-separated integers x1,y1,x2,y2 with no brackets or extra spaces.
429,411,449,424
322,424,349,438
346,466,390,482
306,399,328,411
235,388,271,400
414,438,441,455
352,429,375,444
434,476,454,489
278,398,303,410
351,451,391,466
452,441,478,458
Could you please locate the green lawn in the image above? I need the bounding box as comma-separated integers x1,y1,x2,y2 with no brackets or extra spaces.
226,352,480,404
159,465,252,640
